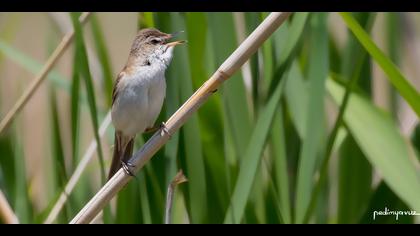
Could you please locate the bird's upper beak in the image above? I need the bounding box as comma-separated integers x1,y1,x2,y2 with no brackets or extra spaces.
164,30,186,47
169,30,184,38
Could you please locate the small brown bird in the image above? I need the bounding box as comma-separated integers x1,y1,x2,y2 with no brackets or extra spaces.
108,28,185,180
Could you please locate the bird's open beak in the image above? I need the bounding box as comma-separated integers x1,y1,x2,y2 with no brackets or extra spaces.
165,40,187,47
164,30,186,47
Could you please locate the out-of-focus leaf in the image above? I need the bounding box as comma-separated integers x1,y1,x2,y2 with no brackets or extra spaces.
0,13,20,65
70,12,106,182
48,84,64,174
270,104,291,223
0,135,16,205
337,135,372,223
260,13,274,101
386,13,402,119
335,13,375,224
171,13,207,224
138,171,152,224
90,14,114,107
144,163,165,223
411,124,420,160
139,12,155,29
49,88,70,222
284,61,308,138
207,13,253,158
69,47,81,173
0,39,72,94
185,12,229,222
328,79,420,213
0,15,19,215
12,129,32,223
115,179,142,223
341,13,375,95
295,13,329,224
340,12,420,118
224,76,286,224
268,12,309,95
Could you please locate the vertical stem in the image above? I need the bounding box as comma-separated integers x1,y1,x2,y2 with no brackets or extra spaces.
165,170,187,224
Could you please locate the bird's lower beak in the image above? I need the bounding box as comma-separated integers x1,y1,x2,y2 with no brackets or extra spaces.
165,40,186,47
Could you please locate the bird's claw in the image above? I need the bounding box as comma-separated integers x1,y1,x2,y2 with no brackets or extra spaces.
121,160,135,177
159,122,171,138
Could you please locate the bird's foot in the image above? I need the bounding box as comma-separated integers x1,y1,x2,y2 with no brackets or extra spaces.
144,122,171,138
121,160,135,177
159,122,171,138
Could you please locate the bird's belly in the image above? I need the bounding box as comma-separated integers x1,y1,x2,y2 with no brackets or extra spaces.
111,75,166,137
147,76,166,128
112,86,148,137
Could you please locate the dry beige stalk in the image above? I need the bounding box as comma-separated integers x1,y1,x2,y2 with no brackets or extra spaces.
70,12,292,224
0,190,19,224
0,12,91,134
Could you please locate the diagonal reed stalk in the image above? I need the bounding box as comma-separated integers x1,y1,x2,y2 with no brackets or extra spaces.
44,111,111,224
0,12,91,134
165,170,188,224
69,12,292,224
0,190,19,224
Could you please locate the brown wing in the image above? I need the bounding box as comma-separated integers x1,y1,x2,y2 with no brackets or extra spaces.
112,70,126,106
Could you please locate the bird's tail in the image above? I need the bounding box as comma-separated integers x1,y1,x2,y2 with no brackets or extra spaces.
108,132,134,180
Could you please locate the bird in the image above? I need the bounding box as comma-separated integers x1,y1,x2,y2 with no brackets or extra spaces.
108,28,185,180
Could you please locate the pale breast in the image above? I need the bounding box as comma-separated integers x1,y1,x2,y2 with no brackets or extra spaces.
111,65,166,137
146,74,166,128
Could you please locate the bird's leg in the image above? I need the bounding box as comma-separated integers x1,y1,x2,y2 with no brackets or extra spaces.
144,122,171,138
144,126,160,134
121,160,135,177
119,134,136,177
159,122,171,138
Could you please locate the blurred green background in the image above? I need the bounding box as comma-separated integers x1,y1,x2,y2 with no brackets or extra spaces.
0,12,419,224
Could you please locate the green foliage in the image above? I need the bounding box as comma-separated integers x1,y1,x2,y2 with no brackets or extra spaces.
340,12,420,118
328,79,420,213
90,14,114,107
295,13,329,224
0,12,419,224
70,13,106,183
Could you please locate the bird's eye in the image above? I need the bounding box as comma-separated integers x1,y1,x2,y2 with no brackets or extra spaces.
150,39,161,44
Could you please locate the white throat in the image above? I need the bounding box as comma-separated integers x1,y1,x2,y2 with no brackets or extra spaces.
149,44,176,69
